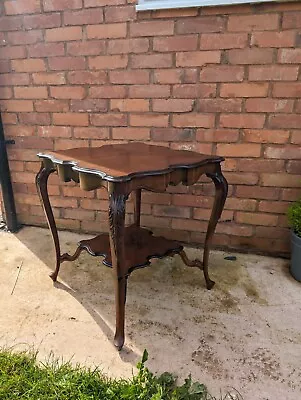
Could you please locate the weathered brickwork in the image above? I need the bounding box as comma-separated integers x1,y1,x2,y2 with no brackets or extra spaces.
1,0,301,255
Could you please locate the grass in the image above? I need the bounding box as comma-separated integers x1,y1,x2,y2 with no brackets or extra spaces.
0,349,242,400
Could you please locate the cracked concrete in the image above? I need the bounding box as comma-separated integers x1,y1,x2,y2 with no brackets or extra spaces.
0,226,300,399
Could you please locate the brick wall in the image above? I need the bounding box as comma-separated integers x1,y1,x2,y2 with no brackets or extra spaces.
1,0,301,255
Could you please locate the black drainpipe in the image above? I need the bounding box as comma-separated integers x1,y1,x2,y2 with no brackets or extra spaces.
0,112,18,232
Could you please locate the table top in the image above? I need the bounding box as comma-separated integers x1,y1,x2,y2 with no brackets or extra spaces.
38,142,224,182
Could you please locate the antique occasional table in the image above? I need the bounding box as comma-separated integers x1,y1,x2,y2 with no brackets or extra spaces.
36,142,228,350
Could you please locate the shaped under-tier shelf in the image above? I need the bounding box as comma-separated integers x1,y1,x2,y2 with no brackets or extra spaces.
78,225,183,274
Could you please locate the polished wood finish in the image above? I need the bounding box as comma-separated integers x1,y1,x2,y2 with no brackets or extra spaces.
36,142,228,350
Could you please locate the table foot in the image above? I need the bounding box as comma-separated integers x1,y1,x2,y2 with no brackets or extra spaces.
179,250,215,290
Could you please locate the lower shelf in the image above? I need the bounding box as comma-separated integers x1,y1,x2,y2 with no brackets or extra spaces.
78,225,183,273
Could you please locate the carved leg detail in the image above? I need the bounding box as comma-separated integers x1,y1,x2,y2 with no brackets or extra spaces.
108,190,127,351
36,164,61,282
134,189,141,227
203,167,228,290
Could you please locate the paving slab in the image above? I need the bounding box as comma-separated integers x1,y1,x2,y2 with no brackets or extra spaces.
0,226,300,400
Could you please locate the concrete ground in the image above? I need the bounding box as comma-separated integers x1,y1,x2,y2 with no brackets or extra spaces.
0,226,300,400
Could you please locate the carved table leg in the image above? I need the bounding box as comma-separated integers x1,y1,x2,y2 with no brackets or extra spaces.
134,189,141,227
36,164,61,282
108,188,128,351
203,166,228,290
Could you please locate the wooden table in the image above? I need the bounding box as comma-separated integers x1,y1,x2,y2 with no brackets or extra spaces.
36,142,228,350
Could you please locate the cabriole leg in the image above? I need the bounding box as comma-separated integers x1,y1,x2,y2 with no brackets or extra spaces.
108,188,128,350
134,189,141,227
36,164,61,282
203,166,228,290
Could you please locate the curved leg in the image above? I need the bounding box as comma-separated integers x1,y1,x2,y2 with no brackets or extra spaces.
134,189,141,227
108,188,128,351
203,166,228,290
36,164,61,282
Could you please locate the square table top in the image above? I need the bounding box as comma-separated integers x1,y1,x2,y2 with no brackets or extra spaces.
38,142,224,182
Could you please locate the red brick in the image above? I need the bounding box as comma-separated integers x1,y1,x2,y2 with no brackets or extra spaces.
173,114,214,128
228,14,279,31
35,100,69,112
173,84,216,98
28,43,64,58
246,99,293,113
154,69,182,84
54,138,89,150
152,128,194,142
0,100,33,112
255,226,289,240
200,33,247,49
220,114,265,129
278,49,301,64
89,54,128,70
19,112,51,125
130,114,168,127
153,99,193,113
129,85,170,98
217,143,261,158
264,145,301,160
198,99,241,113
154,35,198,52
287,160,301,174
13,136,53,150
46,26,82,42
74,127,109,139
200,66,244,82
182,69,198,83
0,16,22,31
23,13,61,29
261,173,301,188
130,20,174,37
62,186,94,198
63,208,95,221
196,128,239,143
84,0,125,6
251,31,295,48
154,205,190,219
176,16,225,34
0,73,29,86
112,127,150,140
224,172,258,185
44,0,82,12
225,198,257,212
14,86,47,99
0,46,26,59
291,131,301,144
105,5,135,22
170,142,212,154
238,159,284,173
33,72,65,85
0,87,12,99
71,99,107,113
131,53,172,69
7,30,42,45
4,125,35,137
64,8,102,25
249,66,298,81
227,48,274,64
5,0,41,15
48,56,85,71
110,70,149,84
176,51,220,67
90,85,126,98
108,38,149,55
53,113,89,126
87,23,127,39
282,188,301,201
273,83,301,98
12,59,46,73
50,86,85,99
171,217,207,233
90,113,127,127
259,200,289,214
269,114,301,129
2,113,18,124
153,7,198,18
216,223,253,237
38,126,71,138
111,99,149,112
242,129,289,144
193,208,233,221
236,212,277,227
282,12,301,29
0,60,10,73
68,71,107,85
67,40,105,56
